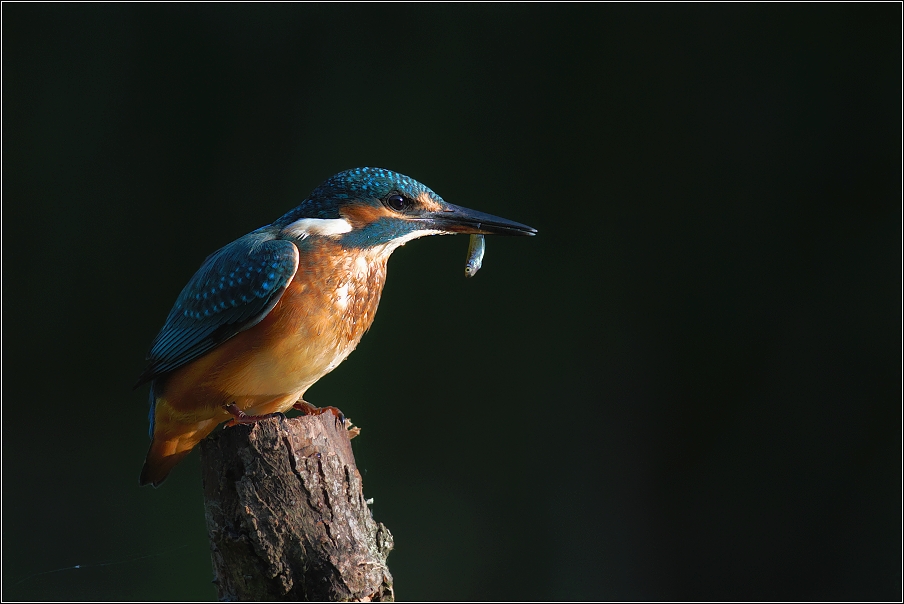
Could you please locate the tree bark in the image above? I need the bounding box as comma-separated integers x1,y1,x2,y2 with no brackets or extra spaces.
199,414,394,601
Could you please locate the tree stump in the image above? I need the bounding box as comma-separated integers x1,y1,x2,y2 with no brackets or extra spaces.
199,414,394,601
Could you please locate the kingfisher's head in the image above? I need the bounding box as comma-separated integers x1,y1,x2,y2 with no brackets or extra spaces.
273,167,536,252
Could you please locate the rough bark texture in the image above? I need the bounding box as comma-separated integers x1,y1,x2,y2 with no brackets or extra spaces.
199,414,394,602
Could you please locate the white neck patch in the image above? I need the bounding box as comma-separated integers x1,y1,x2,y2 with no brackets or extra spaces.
371,228,445,257
282,217,353,239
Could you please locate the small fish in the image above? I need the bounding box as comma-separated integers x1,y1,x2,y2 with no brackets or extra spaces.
464,234,486,278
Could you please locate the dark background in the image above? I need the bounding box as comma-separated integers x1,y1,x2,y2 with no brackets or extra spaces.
3,4,900,601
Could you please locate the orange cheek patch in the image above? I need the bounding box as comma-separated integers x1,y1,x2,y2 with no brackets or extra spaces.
417,191,443,212
340,204,394,228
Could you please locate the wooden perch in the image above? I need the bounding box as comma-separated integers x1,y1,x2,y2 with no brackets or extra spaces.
199,413,394,601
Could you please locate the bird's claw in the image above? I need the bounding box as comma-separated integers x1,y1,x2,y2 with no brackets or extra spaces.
293,400,346,426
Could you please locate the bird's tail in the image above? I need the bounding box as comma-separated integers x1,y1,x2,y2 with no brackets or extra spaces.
139,416,219,487
140,440,191,487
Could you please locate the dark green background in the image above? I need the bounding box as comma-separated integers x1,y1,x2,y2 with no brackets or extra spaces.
3,4,900,601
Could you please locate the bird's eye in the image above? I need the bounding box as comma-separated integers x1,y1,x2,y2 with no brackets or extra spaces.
385,193,410,212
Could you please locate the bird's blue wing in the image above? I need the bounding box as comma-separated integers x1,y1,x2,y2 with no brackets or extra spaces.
136,232,299,386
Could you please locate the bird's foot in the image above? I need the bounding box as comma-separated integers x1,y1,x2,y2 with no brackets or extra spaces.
293,400,346,425
224,403,285,426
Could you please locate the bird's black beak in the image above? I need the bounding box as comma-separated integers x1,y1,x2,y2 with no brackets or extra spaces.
420,202,537,236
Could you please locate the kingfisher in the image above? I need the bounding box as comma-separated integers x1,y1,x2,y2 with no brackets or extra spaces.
136,167,536,486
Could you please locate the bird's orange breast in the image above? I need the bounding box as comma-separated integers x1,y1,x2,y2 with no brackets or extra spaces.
158,241,389,418
142,241,392,485
140,242,390,485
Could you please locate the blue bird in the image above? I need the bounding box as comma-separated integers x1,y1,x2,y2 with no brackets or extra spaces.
137,167,536,486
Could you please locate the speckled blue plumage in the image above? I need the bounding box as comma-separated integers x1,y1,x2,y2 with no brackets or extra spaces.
137,232,296,383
